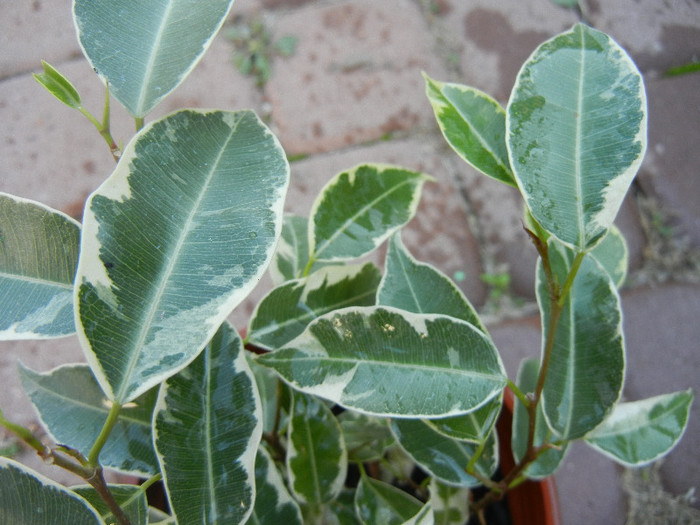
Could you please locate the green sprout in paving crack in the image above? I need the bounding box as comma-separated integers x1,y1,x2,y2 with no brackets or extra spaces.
226,16,298,87
0,3,694,525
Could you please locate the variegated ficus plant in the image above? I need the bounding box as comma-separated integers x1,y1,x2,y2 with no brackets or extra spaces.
0,2,693,524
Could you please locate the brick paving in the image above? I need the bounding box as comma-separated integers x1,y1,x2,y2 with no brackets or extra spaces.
1,0,699,522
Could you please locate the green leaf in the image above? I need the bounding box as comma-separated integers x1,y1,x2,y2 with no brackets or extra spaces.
511,358,568,478
76,109,289,403
247,446,303,525
33,61,82,109
73,0,234,117
427,396,502,443
378,233,484,331
318,490,363,525
507,23,647,250
287,393,347,504
309,164,431,262
430,478,470,525
354,475,423,525
390,418,498,487
0,458,102,524
338,410,394,462
249,263,381,349
154,322,262,525
590,225,628,287
424,74,515,186
584,390,694,466
256,306,506,418
538,242,625,439
72,484,148,525
0,193,79,339
19,363,158,475
552,0,579,6
269,215,311,285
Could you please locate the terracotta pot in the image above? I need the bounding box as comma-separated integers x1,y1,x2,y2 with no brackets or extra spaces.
495,388,562,525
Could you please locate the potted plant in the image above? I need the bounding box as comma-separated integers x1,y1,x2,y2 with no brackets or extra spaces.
0,2,693,524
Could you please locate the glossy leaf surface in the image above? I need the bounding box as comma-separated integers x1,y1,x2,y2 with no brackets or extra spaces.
19,363,157,475
76,109,289,403
585,390,693,466
511,358,568,478
248,263,381,349
0,458,102,524
0,193,79,339
73,0,234,117
73,484,147,525
154,323,262,525
269,215,311,285
590,225,628,287
257,306,506,418
538,242,624,439
338,410,394,462
390,418,498,487
425,74,514,186
378,233,484,331
287,393,347,504
247,446,303,525
508,23,647,250
427,396,501,443
355,475,423,525
309,164,430,261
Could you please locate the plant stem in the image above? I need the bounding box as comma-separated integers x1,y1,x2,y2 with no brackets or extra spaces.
135,117,144,132
88,401,122,466
86,465,133,525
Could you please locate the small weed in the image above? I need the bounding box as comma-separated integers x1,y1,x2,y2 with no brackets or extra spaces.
226,16,298,87
481,271,511,302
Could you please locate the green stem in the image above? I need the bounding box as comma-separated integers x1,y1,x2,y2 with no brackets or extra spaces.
76,84,120,163
0,409,47,456
134,117,144,132
505,379,530,409
301,255,315,278
88,401,122,466
557,251,585,307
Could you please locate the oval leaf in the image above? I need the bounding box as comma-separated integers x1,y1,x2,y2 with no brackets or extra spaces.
430,478,470,525
309,164,431,262
538,242,625,439
584,390,693,467
507,23,647,250
0,193,79,339
249,263,381,349
19,363,158,475
378,233,484,331
33,61,82,109
154,322,262,525
425,74,515,186
256,306,506,418
427,396,502,444
511,358,568,478
390,418,498,487
354,475,423,525
76,109,289,403
286,393,347,504
338,411,394,462
73,0,234,117
0,458,102,525
247,446,303,525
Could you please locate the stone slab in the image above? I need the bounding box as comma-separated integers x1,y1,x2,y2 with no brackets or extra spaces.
637,73,700,248
435,0,578,102
0,0,81,79
621,284,700,503
264,0,448,154
583,0,700,74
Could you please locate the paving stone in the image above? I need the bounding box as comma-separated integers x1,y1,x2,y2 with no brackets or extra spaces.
620,284,700,503
637,73,700,248
435,0,578,102
283,137,487,305
0,0,81,79
264,0,448,154
0,35,261,220
583,0,700,74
